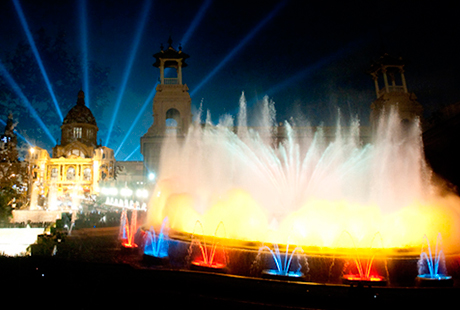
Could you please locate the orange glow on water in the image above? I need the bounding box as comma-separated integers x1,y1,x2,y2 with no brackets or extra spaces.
146,180,460,255
191,260,227,269
343,274,384,282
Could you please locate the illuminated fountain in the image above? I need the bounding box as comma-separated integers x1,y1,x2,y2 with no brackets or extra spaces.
188,221,228,272
340,232,387,286
257,243,306,280
145,94,460,282
143,217,170,263
416,233,453,286
120,208,138,249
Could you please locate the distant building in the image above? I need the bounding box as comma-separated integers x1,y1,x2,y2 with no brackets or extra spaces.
114,160,145,186
25,90,115,211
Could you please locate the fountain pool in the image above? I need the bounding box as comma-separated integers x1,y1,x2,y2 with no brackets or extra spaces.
145,94,460,265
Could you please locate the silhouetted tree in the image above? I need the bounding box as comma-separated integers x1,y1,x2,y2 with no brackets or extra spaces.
0,114,28,222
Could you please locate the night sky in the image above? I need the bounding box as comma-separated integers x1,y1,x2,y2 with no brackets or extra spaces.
1,0,459,161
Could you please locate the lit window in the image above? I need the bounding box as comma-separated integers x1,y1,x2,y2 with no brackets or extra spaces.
66,167,75,181
83,168,91,181
74,127,82,138
51,168,58,180
72,149,85,157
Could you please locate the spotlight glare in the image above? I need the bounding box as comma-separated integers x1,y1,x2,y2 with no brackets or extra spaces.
105,0,152,147
79,0,90,108
115,85,157,157
120,188,133,197
263,35,367,98
190,0,287,97
12,0,63,122
180,0,213,48
123,145,141,161
0,61,55,145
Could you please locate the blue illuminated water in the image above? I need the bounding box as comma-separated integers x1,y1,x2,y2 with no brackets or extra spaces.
418,233,451,280
259,243,304,277
144,218,169,258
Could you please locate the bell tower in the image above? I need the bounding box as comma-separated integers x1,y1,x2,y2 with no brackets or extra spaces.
141,37,192,177
368,53,423,129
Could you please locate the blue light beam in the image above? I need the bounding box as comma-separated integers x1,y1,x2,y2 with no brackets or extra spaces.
79,0,90,108
114,0,211,158
190,0,287,97
105,0,152,147
114,84,157,157
12,0,63,122
181,0,213,48
0,61,56,144
264,35,369,98
124,145,140,161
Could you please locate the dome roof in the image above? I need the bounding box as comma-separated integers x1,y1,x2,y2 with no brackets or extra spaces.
63,90,97,126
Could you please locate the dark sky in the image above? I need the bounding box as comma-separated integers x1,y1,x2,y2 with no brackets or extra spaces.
1,0,459,161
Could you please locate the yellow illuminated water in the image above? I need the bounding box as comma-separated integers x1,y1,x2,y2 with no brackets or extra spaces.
146,96,460,255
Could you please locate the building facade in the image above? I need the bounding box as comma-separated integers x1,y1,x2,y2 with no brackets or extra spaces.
26,90,115,210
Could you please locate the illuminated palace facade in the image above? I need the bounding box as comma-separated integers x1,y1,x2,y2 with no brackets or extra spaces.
26,90,115,211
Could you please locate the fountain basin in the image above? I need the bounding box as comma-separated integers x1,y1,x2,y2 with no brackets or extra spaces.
143,253,170,266
190,260,228,273
262,269,305,281
416,274,453,287
342,274,387,287
139,235,460,287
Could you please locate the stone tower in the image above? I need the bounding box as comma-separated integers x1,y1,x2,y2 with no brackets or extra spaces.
368,53,423,130
141,37,192,178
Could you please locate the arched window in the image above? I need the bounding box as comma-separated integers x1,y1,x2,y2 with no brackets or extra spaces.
51,168,58,181
166,108,180,134
66,167,75,181
73,127,82,139
83,167,91,181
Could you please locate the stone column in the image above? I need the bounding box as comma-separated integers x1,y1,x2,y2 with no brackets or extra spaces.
382,68,389,93
400,69,408,93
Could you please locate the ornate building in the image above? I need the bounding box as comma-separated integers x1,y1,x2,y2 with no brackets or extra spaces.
141,37,192,176
26,90,115,211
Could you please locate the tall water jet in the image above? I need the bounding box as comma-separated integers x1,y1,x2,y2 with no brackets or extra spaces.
146,94,460,256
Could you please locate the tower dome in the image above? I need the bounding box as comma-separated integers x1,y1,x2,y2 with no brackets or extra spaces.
56,90,99,156
63,90,97,126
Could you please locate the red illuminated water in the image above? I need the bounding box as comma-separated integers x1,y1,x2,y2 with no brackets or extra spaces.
189,221,227,269
120,208,138,248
